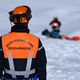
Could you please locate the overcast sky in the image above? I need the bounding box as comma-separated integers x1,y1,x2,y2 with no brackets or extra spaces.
0,0,80,35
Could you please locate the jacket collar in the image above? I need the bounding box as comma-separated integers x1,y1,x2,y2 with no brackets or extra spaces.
11,24,30,33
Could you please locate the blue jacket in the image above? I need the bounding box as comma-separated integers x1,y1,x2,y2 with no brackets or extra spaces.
49,31,60,38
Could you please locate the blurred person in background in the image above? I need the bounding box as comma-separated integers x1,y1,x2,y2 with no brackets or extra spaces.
42,17,70,39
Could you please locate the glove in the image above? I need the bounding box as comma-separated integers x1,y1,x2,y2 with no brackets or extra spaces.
42,29,49,36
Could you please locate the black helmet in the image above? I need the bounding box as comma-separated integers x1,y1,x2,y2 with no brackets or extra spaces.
49,17,61,28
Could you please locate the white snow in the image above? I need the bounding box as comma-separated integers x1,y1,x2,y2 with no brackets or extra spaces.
40,36,80,80
69,31,80,37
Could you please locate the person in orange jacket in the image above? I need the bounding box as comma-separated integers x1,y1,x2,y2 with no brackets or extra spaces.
0,5,47,80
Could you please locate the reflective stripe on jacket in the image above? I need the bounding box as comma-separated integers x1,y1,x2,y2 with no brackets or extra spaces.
2,32,39,79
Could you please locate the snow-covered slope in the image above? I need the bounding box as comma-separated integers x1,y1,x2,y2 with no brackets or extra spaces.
40,36,80,80
69,31,80,37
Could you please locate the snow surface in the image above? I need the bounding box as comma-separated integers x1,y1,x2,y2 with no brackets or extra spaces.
69,31,80,37
39,35,80,80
